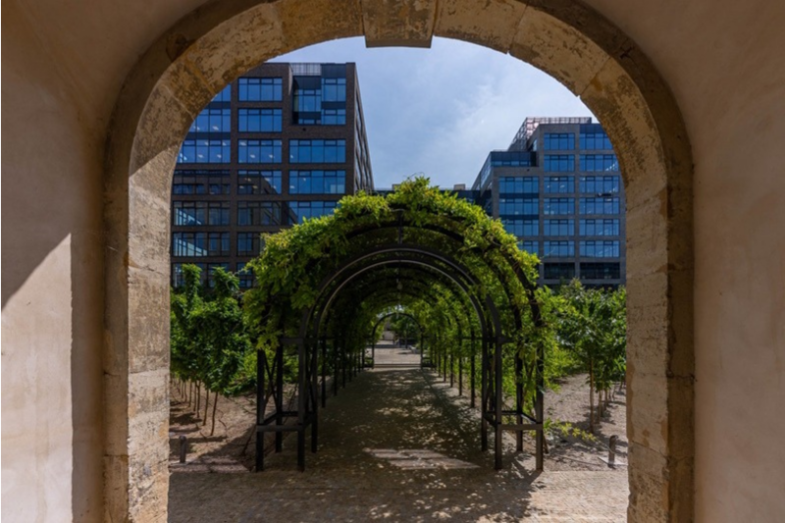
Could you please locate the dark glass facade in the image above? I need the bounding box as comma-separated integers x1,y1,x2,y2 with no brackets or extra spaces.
171,62,374,287
481,117,626,287
375,118,626,287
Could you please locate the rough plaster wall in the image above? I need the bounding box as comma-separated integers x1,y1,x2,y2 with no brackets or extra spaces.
580,2,785,519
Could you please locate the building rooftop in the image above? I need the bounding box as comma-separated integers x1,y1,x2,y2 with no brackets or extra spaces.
508,116,594,151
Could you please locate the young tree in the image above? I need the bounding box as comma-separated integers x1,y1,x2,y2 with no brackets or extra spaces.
195,267,250,435
557,280,625,432
171,264,207,414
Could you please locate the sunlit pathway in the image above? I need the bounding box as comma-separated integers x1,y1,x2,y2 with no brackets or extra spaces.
169,345,627,522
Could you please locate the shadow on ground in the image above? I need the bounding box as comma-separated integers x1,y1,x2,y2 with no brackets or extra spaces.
169,351,628,521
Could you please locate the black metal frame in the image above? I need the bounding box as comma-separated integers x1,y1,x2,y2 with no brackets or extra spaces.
255,218,544,473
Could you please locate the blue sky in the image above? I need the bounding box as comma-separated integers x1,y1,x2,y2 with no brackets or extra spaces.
273,37,593,189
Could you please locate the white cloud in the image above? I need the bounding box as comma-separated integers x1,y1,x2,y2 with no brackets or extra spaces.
273,37,594,188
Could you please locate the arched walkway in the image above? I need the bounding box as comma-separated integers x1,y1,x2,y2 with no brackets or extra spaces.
104,1,694,520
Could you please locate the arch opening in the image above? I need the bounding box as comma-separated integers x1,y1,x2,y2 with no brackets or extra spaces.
105,1,694,521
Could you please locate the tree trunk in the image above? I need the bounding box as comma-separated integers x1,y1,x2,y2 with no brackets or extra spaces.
196,383,201,416
211,393,219,436
203,389,210,425
589,362,595,433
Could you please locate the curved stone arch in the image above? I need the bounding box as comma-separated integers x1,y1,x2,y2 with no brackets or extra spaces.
104,1,693,521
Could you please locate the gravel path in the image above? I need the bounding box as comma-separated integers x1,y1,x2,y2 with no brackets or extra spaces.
169,346,628,522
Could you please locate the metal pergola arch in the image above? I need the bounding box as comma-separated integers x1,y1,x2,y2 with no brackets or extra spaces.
315,269,477,405
255,219,544,474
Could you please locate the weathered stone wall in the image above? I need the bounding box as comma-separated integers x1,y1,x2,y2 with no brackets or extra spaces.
2,0,784,522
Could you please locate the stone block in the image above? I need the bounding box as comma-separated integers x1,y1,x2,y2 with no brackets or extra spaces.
626,196,669,277
128,187,171,275
103,373,129,457
363,0,438,48
627,271,669,311
129,86,194,175
278,0,363,50
627,450,669,522
127,368,169,421
580,58,668,207
434,0,527,53
185,3,286,94
510,6,608,95
127,268,170,374
627,373,670,455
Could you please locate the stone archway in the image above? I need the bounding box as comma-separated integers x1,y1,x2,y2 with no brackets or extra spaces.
104,1,693,521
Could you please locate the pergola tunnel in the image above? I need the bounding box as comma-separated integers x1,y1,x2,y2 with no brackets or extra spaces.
247,180,547,472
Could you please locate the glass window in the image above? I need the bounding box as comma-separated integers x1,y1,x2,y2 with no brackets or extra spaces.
321,108,346,125
172,171,206,196
177,139,230,163
172,232,208,257
543,154,575,172
489,151,535,167
499,197,538,216
211,85,231,102
579,175,620,194
579,197,620,215
543,241,575,257
237,170,282,195
543,133,575,150
543,219,574,236
288,201,338,223
518,241,539,256
208,202,230,225
580,240,620,258
579,130,613,150
580,262,620,280
238,108,282,132
202,233,229,256
173,201,205,226
172,170,230,195
289,140,346,163
208,172,230,195
237,233,262,256
544,263,576,280
501,218,538,237
172,202,228,226
238,140,282,163
579,154,619,171
322,77,347,102
544,176,574,193
498,177,538,194
237,201,283,226
543,198,574,215
238,78,282,101
293,88,321,112
579,219,620,236
189,108,231,133
289,170,346,194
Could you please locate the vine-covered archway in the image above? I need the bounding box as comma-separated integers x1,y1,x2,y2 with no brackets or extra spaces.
244,179,546,472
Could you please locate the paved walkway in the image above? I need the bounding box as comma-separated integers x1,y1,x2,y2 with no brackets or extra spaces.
169,345,628,522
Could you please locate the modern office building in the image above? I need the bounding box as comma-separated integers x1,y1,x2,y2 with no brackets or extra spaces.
377,117,626,287
171,62,374,288
473,117,626,287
